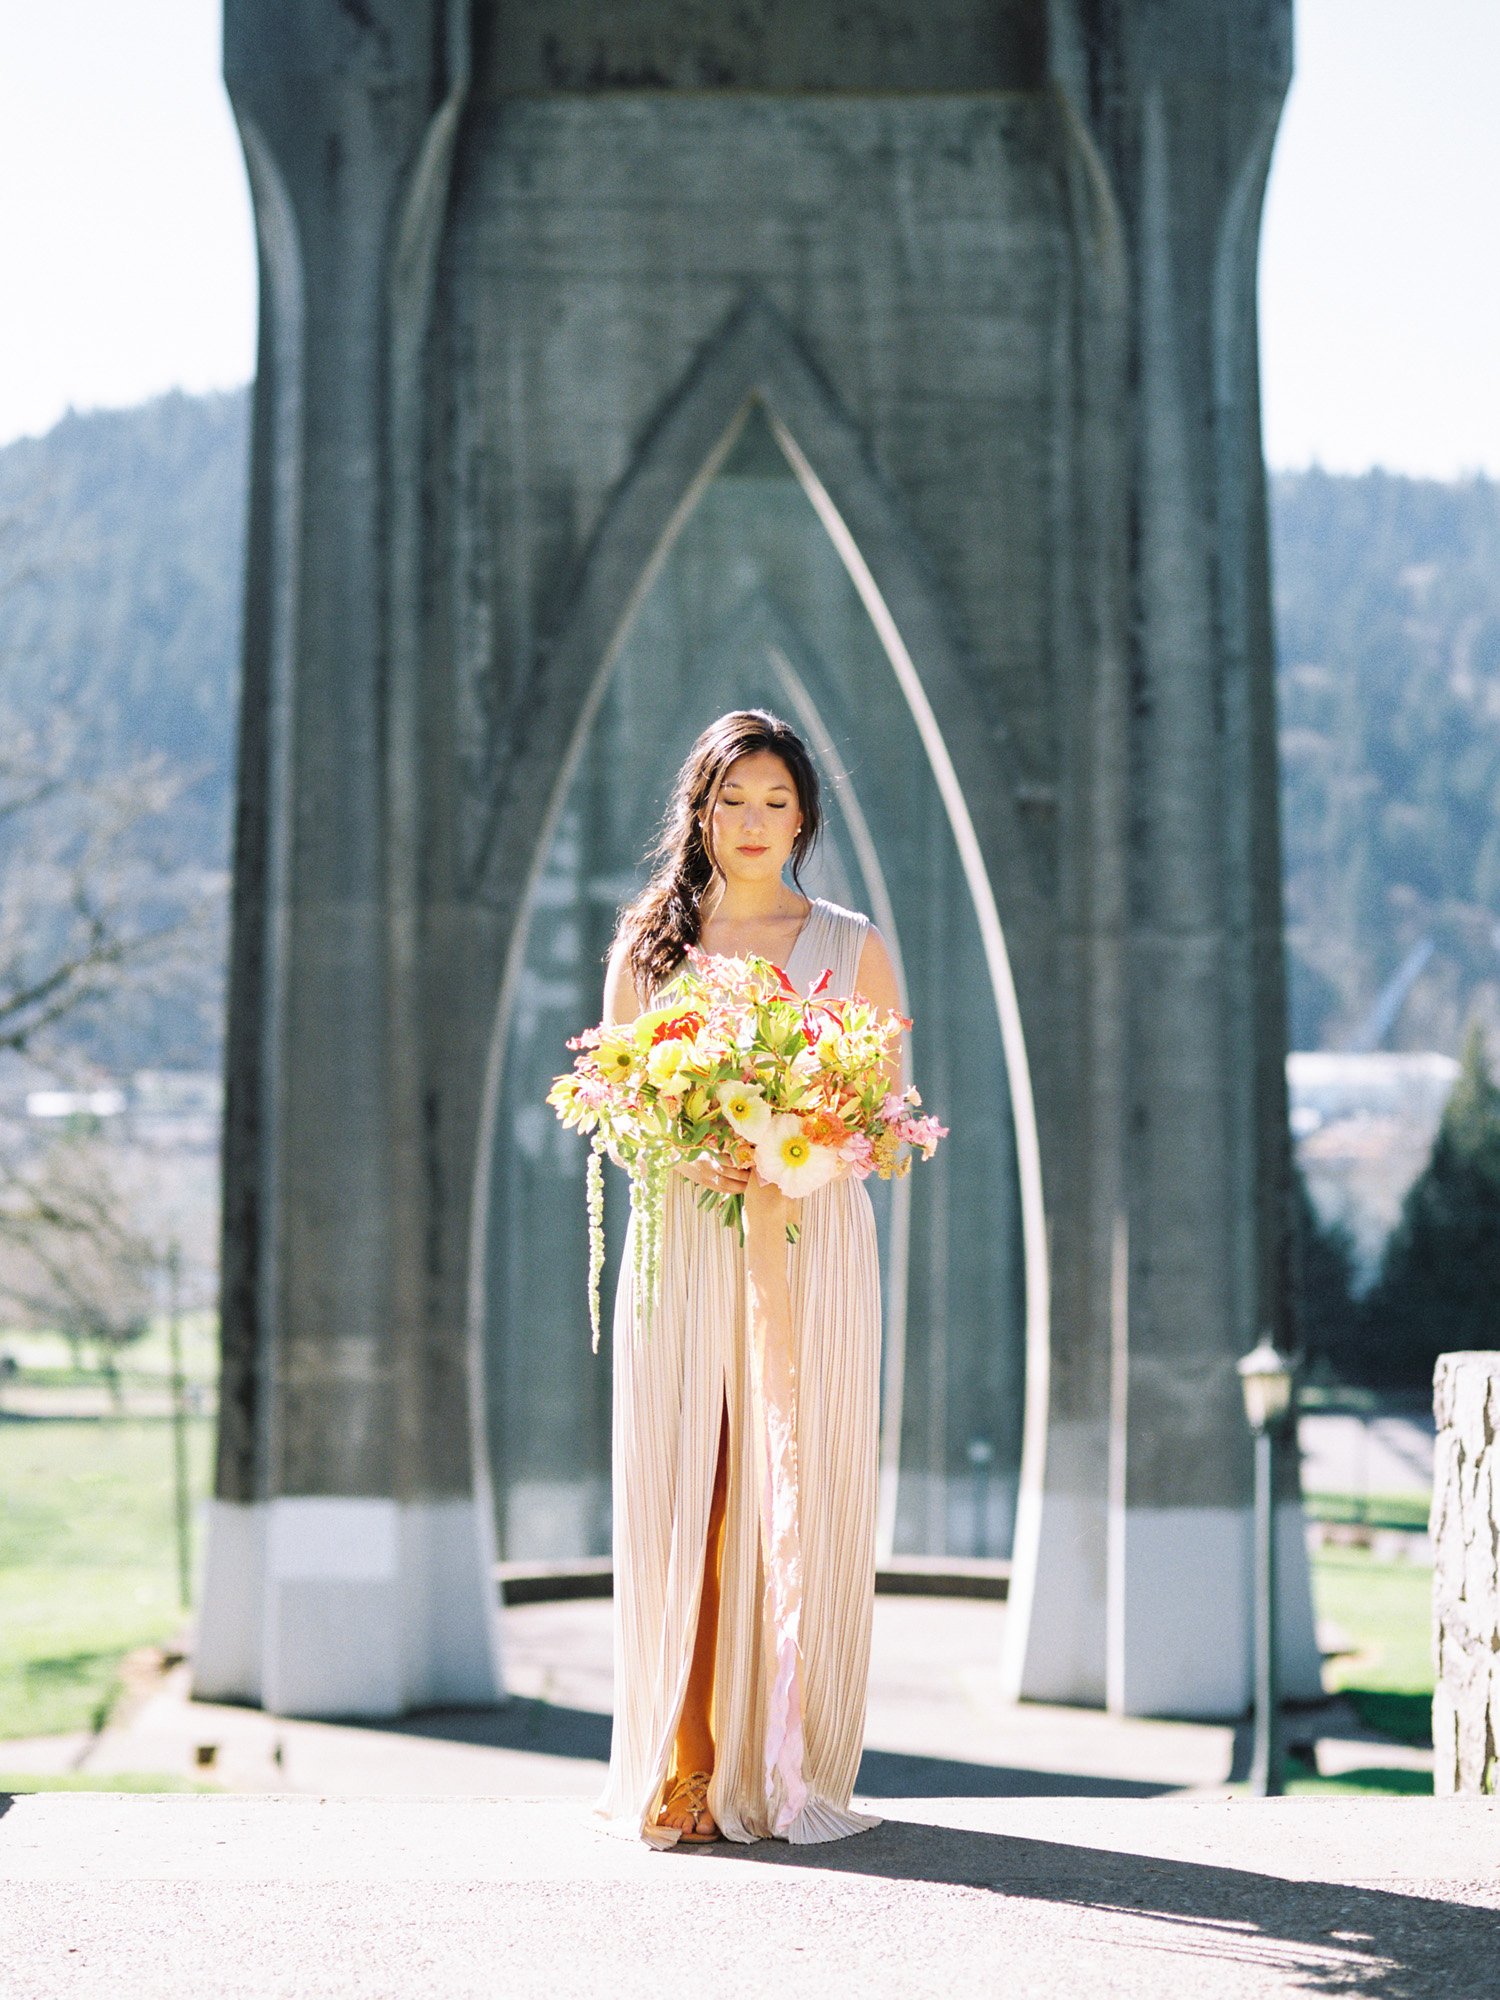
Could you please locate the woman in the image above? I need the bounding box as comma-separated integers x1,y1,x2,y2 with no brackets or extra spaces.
594,709,902,1847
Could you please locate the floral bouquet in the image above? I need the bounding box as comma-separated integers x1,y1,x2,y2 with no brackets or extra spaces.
548,949,945,1347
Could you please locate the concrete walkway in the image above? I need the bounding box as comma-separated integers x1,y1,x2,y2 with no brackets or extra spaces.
0,1596,1432,1797
0,1593,1465,1996
3,1793,1496,1998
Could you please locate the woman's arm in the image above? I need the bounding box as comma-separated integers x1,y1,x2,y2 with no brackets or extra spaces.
855,928,906,1099
602,935,643,1028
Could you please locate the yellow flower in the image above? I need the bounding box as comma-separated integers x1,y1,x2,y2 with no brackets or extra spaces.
648,1040,686,1091
596,1036,634,1085
716,1079,772,1140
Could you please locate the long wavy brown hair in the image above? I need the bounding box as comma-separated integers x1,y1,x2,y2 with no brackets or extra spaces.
616,710,823,997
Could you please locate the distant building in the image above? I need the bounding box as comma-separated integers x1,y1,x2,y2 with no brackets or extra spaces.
1289,1052,1459,1282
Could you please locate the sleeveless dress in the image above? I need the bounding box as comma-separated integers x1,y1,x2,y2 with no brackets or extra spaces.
595,899,883,1847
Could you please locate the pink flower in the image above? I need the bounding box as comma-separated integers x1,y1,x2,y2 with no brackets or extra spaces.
895,1114,947,1159
838,1131,875,1179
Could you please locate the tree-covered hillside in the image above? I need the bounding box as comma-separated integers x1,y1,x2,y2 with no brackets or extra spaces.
1273,468,1500,1055
0,392,247,1069
3,392,1500,1069
0,390,248,873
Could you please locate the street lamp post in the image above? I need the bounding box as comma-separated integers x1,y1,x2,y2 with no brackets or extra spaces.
165,1241,191,1611
1237,1337,1294,1798
966,1437,994,1559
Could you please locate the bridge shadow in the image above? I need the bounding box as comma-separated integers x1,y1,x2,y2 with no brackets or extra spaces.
382,1699,610,1763
373,1704,1493,1992
854,1748,1169,1798
380,1701,1171,1797
682,1816,1499,1999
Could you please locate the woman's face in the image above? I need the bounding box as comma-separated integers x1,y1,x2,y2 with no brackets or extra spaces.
705,750,802,887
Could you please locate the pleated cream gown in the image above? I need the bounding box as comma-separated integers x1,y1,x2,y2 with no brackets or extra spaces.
595,899,883,1847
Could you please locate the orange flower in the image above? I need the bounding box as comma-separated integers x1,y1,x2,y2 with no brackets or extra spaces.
799,1109,848,1148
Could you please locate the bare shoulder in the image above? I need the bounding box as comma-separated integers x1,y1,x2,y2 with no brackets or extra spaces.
855,926,901,1015
602,933,643,1026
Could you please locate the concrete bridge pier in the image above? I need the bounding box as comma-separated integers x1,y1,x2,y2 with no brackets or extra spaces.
194,0,1320,1726
1004,1,1322,1717
193,0,503,1717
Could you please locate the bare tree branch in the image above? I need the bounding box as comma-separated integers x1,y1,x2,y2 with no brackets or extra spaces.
0,714,221,1067
0,477,226,1355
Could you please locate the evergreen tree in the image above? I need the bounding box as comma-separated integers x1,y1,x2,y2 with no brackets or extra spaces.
1364,1024,1500,1389
1292,1163,1361,1386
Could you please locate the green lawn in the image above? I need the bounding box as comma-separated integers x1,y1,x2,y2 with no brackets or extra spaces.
1302,1489,1432,1533
0,1315,219,1400
1286,1541,1434,1795
1311,1544,1433,1718
0,1771,211,1792
1283,1764,1433,1797
0,1416,213,1740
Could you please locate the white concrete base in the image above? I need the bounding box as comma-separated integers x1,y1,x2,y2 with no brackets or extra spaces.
1006,1495,1323,1718
1003,1490,1109,1707
193,1496,506,1716
1107,1503,1323,1719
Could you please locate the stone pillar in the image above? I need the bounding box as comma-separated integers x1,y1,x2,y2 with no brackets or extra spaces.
193,0,503,1717
1433,1353,1500,1795
1005,0,1322,1716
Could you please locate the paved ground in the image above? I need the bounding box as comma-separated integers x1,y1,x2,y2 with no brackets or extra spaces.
0,1558,1456,1996
3,1793,1496,1998
1298,1410,1435,1500
0,1595,1433,1797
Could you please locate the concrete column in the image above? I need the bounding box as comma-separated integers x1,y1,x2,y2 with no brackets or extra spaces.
196,0,502,1716
1433,1353,1500,1794
1007,0,1320,1715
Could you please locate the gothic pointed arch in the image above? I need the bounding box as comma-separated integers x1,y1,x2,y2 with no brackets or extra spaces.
470,294,1048,927
467,292,1052,1569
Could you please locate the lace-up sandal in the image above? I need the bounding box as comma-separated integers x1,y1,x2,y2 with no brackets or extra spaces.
656,1771,719,1843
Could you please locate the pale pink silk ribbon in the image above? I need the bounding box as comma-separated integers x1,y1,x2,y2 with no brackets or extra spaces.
742,1172,807,1834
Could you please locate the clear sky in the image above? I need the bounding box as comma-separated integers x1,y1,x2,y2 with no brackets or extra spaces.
0,0,255,445
0,0,1496,477
1259,0,1500,478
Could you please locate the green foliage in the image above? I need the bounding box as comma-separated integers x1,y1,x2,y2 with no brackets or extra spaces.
0,1415,211,1739
1362,1025,1500,1388
1273,469,1500,1054
0,391,246,817
1292,1161,1361,1382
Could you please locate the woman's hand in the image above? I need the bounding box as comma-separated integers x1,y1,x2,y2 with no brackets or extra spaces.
676,1153,750,1196
854,927,906,1098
